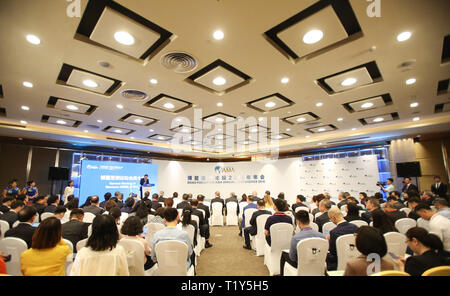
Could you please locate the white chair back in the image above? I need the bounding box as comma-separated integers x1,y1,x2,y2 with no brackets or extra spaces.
295,207,309,213
254,214,271,256
211,203,223,227
336,234,361,270
314,212,324,221
238,202,247,219
226,202,238,226
269,223,294,253
154,240,192,276
145,222,165,246
88,224,93,237
177,209,183,219
340,204,348,212
62,239,74,275
12,221,20,228
350,220,368,228
83,212,96,224
244,208,257,228
384,232,407,257
417,218,430,231
197,209,205,218
76,238,88,252
310,222,319,232
285,211,295,226
118,238,146,276
296,238,328,276
0,220,10,239
394,218,417,234
120,212,129,225
0,237,28,276
359,210,366,217
147,214,155,222
182,224,195,246
399,207,412,216
40,212,54,221
322,222,336,235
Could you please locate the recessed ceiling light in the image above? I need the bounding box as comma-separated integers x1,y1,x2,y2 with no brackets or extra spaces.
296,117,306,123
216,135,224,140
150,79,158,85
265,102,276,108
66,104,79,111
20,120,28,125
361,102,374,109
163,102,175,109
23,81,33,88
114,31,135,46
134,119,144,124
397,31,412,42
318,128,326,132
258,117,264,122
83,130,89,133
213,77,226,86
213,30,224,40
286,128,291,132
26,34,40,45
281,77,290,84
157,136,165,140
21,106,30,111
218,128,223,132
56,120,67,125
412,117,420,121
217,102,223,107
316,102,323,107
318,142,323,145
337,117,343,122
302,29,324,44
373,117,384,122
97,120,103,123
149,129,154,132
410,102,419,108
305,135,310,138
215,118,225,123
116,104,124,109
352,128,357,131
275,135,283,140
341,78,357,86
114,129,123,134
82,80,98,88
250,128,258,133
406,78,416,85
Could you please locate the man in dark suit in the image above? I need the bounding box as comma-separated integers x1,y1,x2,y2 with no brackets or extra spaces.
210,191,225,214
421,191,436,206
292,195,307,213
0,200,25,228
251,191,260,202
140,174,150,198
225,193,239,215
151,193,162,211
431,176,448,198
61,208,88,252
0,195,14,213
326,206,358,271
158,191,166,203
315,199,332,232
196,195,210,221
406,197,421,220
32,195,47,217
4,206,37,248
176,194,190,210
402,177,418,193
82,195,105,215
243,199,271,249
190,199,212,248
384,201,406,224
43,195,59,213
99,192,112,209
337,192,348,209
361,197,380,224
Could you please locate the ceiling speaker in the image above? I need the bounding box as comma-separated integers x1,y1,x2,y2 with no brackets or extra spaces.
160,52,198,73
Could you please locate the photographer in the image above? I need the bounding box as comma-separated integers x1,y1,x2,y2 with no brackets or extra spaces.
378,178,395,194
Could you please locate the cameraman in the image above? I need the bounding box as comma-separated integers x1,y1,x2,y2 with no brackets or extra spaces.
378,178,395,194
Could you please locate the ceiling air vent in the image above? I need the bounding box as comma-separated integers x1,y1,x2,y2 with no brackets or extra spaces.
161,52,198,73
326,137,370,144
120,90,149,101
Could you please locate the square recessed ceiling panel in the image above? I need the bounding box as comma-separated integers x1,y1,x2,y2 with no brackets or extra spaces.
359,113,399,125
119,114,158,126
306,124,337,134
0,85,3,99
283,112,320,125
148,134,173,142
437,79,449,95
102,126,135,135
246,93,294,113
144,94,192,113
238,124,271,134
203,112,237,125
186,59,252,95
343,94,393,113
75,0,173,62
434,102,450,113
170,125,202,134
0,107,6,117
316,61,382,94
56,64,122,96
47,97,96,115
41,115,81,127
264,0,362,63
268,133,293,140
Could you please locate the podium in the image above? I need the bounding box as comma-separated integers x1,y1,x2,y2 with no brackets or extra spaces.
141,184,153,197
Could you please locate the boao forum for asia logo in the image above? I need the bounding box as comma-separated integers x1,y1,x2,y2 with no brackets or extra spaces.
214,166,235,174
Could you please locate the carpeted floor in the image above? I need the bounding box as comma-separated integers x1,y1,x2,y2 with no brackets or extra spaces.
196,225,269,276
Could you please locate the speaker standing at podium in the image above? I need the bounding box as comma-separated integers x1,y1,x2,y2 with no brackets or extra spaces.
140,174,150,198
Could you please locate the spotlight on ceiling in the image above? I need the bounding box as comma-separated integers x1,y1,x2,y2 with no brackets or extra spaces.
265,102,276,108
397,31,412,42
302,29,324,44
163,102,175,109
213,30,224,40
82,80,98,88
341,78,357,87
114,31,135,45
361,102,374,109
213,77,226,86
26,34,40,45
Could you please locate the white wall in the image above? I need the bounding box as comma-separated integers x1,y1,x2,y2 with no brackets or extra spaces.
154,155,380,205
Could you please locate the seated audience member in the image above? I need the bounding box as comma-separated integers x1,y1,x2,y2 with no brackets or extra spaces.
64,195,75,207
109,207,122,237
420,191,436,206
371,208,397,234
243,199,271,250
115,193,124,209
120,216,154,270
239,195,257,236
264,199,292,246
104,199,118,213
32,196,47,217
344,203,361,222
120,197,134,214
326,206,358,271
240,194,248,203
374,192,384,204
346,196,363,210
414,203,450,252
176,194,190,210
280,210,326,276
83,196,104,216
158,191,166,203
149,207,166,226
172,192,179,200
180,205,198,247
359,192,368,207
210,191,225,214
61,208,88,252
164,198,174,208
130,201,150,225
407,197,421,220
71,215,129,276
0,195,14,213
433,198,450,219
337,192,348,209
361,197,380,224
0,200,25,228
383,201,406,224
225,193,239,215
81,196,92,208
196,195,211,222
54,206,67,220
66,197,79,211
20,217,71,276
251,191,260,202
311,194,326,216
393,227,450,276
315,199,332,232
0,231,6,274
190,199,212,248
343,226,394,276
5,206,37,248
151,208,193,270
43,195,59,213
263,191,275,210
151,194,162,211
99,192,112,209
291,195,307,212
